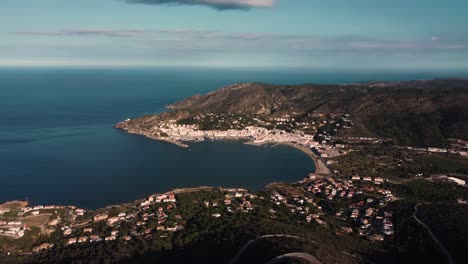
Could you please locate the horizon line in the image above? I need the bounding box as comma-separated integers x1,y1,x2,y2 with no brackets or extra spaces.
0,64,468,72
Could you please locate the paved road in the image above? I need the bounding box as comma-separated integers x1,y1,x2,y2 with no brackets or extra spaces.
413,203,455,264
265,252,323,264
229,234,318,264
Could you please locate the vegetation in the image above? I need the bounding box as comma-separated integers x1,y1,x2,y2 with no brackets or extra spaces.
164,80,468,147
417,203,468,263
3,185,463,264
388,179,468,203
7,78,468,262
177,113,259,131
330,147,468,179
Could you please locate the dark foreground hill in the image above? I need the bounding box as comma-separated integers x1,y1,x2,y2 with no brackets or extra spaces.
165,79,468,147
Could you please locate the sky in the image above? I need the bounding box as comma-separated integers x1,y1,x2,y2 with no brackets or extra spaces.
1,0,468,69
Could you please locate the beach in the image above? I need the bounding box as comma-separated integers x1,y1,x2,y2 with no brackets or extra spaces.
274,142,331,176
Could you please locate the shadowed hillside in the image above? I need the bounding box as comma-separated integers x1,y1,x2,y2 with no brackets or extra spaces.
162,79,468,147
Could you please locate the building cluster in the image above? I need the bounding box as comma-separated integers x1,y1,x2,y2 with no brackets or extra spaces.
312,113,353,139
314,144,347,158
335,137,396,145
0,220,26,239
298,175,395,241
154,122,317,148
26,173,397,252
206,188,256,216
346,196,395,241
4,173,402,256
405,146,468,157
435,175,466,186
123,112,356,152
139,193,177,209
58,192,185,248
269,190,326,226
449,139,468,156
21,205,62,212
0,204,77,239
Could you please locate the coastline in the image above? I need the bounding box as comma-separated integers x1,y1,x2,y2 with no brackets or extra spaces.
273,142,332,176
119,124,330,176
125,130,190,148
244,140,328,174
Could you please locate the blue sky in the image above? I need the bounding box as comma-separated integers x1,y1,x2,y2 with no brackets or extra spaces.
1,0,468,69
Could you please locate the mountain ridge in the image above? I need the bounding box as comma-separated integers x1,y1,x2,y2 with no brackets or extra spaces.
133,79,468,147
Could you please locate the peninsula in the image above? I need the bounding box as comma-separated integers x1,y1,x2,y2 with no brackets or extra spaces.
116,79,468,175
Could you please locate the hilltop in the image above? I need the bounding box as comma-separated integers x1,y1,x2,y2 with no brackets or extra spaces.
133,79,468,147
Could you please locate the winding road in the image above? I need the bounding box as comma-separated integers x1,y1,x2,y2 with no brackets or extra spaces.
265,252,323,264
229,234,319,264
413,203,455,264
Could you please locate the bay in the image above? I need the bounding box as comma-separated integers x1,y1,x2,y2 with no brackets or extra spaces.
1,67,466,208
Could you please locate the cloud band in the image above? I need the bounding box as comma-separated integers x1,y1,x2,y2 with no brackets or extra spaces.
125,0,274,10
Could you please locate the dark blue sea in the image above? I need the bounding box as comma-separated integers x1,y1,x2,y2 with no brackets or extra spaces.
1,67,466,208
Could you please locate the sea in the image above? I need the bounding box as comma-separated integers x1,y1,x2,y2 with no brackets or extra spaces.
1,67,467,209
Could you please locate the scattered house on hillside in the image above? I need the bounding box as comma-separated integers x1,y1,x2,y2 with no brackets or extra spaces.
106,217,120,226
78,236,88,243
448,177,466,186
140,200,151,207
33,243,54,253
428,147,447,153
89,235,101,242
163,193,176,203
62,229,72,236
105,236,116,241
48,219,59,226
83,228,93,233
93,214,108,223
75,209,85,216
374,177,384,183
66,238,77,245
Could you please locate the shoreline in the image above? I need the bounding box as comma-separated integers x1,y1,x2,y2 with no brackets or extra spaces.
125,130,190,148
121,126,330,176
273,142,332,176
2,132,326,210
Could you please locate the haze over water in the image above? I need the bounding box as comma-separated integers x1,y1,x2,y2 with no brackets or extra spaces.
1,68,467,209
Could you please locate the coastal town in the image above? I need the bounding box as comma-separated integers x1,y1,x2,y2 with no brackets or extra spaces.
1,112,466,260
118,112,356,175
3,0,468,260
118,112,468,159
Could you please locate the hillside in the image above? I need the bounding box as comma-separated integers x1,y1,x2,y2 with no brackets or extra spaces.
130,79,468,147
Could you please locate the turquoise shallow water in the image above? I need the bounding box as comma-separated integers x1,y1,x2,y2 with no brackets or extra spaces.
1,68,466,208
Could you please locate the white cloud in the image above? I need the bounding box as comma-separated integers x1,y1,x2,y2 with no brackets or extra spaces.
125,0,275,10
11,28,467,53
13,29,145,37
